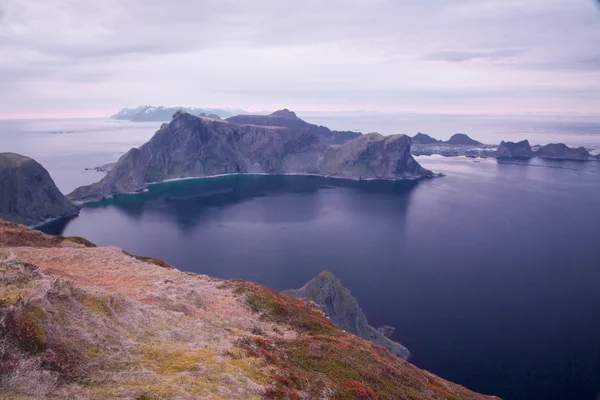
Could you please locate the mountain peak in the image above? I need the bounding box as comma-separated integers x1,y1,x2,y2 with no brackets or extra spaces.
270,109,298,119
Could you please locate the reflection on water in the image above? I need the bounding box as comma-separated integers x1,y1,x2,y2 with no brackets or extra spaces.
40,163,600,400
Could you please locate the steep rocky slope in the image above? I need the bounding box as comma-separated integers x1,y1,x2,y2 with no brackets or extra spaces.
284,271,410,359
68,111,433,203
0,153,79,227
0,221,498,399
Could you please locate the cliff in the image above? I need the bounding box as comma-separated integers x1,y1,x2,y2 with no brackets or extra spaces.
0,220,498,399
495,140,534,158
0,153,79,227
68,111,433,203
535,143,595,161
283,271,410,359
227,109,362,145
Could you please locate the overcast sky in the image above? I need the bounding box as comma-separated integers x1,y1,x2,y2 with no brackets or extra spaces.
1,0,600,118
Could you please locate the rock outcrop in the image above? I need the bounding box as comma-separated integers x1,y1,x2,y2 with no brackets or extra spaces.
0,153,79,227
535,143,595,161
495,140,534,158
446,133,482,146
227,109,362,145
0,221,499,399
283,271,410,359
412,132,441,145
68,111,433,203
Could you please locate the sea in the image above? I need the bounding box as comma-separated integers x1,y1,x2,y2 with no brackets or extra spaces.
1,113,600,400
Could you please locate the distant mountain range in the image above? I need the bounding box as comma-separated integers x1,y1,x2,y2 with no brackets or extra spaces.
110,105,251,121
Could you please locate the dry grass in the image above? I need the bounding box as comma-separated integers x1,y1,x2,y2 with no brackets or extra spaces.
0,221,500,400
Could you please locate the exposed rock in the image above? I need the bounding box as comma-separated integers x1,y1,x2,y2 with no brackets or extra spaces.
0,221,498,400
0,153,79,227
199,112,221,120
283,271,410,359
412,132,441,145
227,109,362,145
68,111,433,203
496,140,534,158
535,143,595,161
446,133,482,146
377,324,395,339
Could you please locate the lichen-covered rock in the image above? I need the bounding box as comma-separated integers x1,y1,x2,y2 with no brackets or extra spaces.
69,111,433,203
535,143,595,160
0,153,79,227
496,140,534,158
283,270,410,359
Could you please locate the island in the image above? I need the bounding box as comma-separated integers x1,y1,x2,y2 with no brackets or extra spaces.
410,133,599,161
111,105,248,121
68,110,435,203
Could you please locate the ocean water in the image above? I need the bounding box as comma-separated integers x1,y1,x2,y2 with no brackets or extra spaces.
2,115,600,400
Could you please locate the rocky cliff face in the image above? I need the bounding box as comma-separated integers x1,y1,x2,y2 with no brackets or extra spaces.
446,134,482,146
283,271,410,359
227,109,362,145
0,221,498,399
0,153,79,227
535,143,595,160
496,140,534,158
69,111,433,203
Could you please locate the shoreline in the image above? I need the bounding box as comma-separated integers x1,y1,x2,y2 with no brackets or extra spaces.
70,172,441,207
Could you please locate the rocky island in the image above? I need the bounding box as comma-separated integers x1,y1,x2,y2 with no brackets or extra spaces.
410,133,599,161
0,153,79,227
284,271,410,359
69,110,434,203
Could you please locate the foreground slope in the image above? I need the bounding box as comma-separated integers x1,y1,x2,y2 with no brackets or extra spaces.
0,221,498,399
0,153,79,227
69,111,433,203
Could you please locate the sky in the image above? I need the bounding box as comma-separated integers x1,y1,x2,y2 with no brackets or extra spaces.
1,0,600,118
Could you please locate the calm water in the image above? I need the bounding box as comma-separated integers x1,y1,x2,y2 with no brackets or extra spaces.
41,158,600,400
2,116,600,400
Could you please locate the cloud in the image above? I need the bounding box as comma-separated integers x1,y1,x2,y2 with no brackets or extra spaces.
0,0,599,117
422,49,522,63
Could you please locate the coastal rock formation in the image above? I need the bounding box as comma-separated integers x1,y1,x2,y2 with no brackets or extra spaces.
283,271,410,359
535,143,595,161
0,153,79,227
69,111,433,203
111,105,245,121
496,140,534,158
0,221,498,399
446,133,482,146
412,132,441,145
227,109,362,145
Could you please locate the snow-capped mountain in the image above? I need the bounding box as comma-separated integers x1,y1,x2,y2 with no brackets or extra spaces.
110,105,248,121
